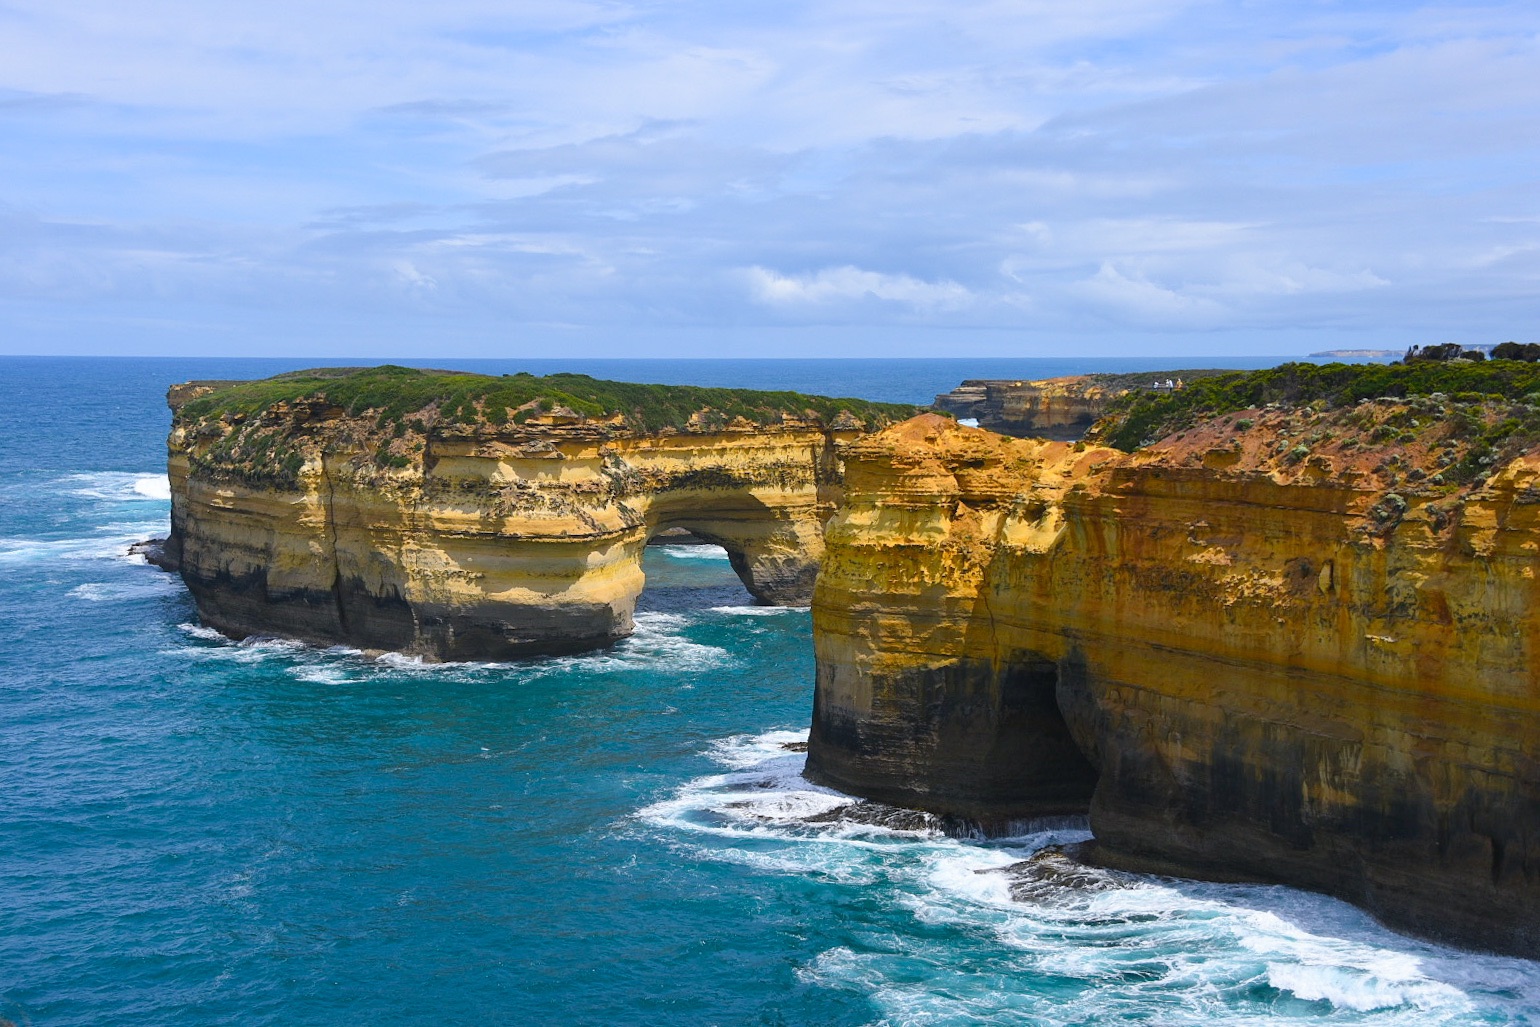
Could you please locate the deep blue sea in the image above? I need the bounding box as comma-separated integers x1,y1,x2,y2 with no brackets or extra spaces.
3,356,1538,1026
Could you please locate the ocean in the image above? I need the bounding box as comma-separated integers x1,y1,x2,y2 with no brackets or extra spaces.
2,356,1537,1026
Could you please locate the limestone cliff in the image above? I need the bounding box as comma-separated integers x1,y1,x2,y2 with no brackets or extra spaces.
932,370,1233,439
165,366,913,660
808,381,1540,957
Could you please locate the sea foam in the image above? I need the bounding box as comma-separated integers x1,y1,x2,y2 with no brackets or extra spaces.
644,727,1537,1025
60,471,172,503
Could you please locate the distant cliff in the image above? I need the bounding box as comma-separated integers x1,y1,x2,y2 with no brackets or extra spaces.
810,361,1540,957
164,366,914,660
932,370,1235,439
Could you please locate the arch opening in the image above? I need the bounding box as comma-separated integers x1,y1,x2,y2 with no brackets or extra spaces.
635,525,756,616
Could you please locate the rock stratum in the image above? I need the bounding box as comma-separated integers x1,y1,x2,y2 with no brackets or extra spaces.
163,366,913,660
810,361,1540,958
931,369,1236,439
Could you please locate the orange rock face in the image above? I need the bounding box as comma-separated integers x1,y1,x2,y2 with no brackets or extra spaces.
807,411,1540,957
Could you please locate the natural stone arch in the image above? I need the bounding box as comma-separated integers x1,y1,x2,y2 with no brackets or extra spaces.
645,493,824,606
167,394,861,661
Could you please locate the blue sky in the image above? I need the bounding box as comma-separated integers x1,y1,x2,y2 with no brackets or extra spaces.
1,0,1537,357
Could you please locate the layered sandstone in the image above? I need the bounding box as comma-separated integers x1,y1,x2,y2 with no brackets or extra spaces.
932,370,1232,439
165,367,910,660
807,403,1540,957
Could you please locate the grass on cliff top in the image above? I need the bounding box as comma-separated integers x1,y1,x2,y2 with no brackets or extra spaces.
1094,360,1540,451
176,365,917,433
1079,368,1249,392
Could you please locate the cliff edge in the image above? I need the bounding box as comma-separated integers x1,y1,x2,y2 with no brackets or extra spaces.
932,369,1235,439
165,365,914,660
809,361,1540,957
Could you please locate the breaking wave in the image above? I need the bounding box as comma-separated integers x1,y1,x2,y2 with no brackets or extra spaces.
640,729,1540,1025
166,609,731,683
59,471,172,502
650,544,731,561
67,577,182,602
0,521,168,565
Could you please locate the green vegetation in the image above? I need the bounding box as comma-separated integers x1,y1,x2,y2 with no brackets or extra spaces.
1492,342,1540,362
1404,343,1488,362
1096,360,1540,452
176,364,916,434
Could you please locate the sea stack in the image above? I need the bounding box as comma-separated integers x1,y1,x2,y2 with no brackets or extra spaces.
162,366,914,660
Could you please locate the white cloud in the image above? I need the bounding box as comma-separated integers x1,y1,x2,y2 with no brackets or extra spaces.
0,0,1538,354
1071,262,1224,327
745,265,972,310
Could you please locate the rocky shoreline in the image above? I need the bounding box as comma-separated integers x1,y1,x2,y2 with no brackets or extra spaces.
159,360,1540,958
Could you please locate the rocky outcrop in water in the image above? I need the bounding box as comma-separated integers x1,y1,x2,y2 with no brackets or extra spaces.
807,392,1540,957
165,367,912,660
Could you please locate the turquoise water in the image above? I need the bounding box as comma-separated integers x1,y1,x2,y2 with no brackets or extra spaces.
3,357,1538,1026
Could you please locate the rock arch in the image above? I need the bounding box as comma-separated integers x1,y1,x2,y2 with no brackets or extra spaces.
168,418,853,661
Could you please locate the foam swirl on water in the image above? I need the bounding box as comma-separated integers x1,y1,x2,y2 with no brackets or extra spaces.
641,729,1540,1025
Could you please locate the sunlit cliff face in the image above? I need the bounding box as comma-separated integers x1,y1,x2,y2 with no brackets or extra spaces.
163,377,890,661
808,410,1540,959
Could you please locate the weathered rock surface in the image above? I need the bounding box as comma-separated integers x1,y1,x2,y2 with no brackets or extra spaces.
932,370,1232,439
165,368,909,660
807,407,1540,957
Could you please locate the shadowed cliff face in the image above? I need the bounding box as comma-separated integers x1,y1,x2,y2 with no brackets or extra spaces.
164,370,906,660
807,410,1540,958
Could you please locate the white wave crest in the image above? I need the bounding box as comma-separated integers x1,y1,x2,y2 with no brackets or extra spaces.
169,623,313,664
165,612,728,685
536,611,729,677
707,605,809,616
651,544,731,561
134,475,173,500
60,471,172,502
0,521,168,565
640,727,1537,1024
68,577,182,602
290,665,357,685
1266,960,1462,1013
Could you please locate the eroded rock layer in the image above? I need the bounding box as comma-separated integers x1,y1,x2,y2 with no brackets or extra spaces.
165,368,909,660
808,407,1540,957
931,369,1234,439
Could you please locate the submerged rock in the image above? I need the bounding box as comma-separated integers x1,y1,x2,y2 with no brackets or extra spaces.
129,538,177,572
802,801,946,833
991,845,1133,905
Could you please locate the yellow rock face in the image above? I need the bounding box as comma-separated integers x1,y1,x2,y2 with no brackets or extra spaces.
167,403,860,660
808,412,1540,957
932,375,1119,438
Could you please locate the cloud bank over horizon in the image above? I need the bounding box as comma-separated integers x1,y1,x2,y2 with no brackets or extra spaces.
1,0,1537,358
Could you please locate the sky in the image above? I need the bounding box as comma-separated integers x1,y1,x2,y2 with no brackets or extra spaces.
0,1,1537,358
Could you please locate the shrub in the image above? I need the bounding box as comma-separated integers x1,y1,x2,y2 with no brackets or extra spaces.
1094,360,1540,451
1492,342,1540,362
174,365,918,436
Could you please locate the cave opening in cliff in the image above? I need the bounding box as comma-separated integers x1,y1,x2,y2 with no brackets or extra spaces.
636,528,757,615
992,653,1100,816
